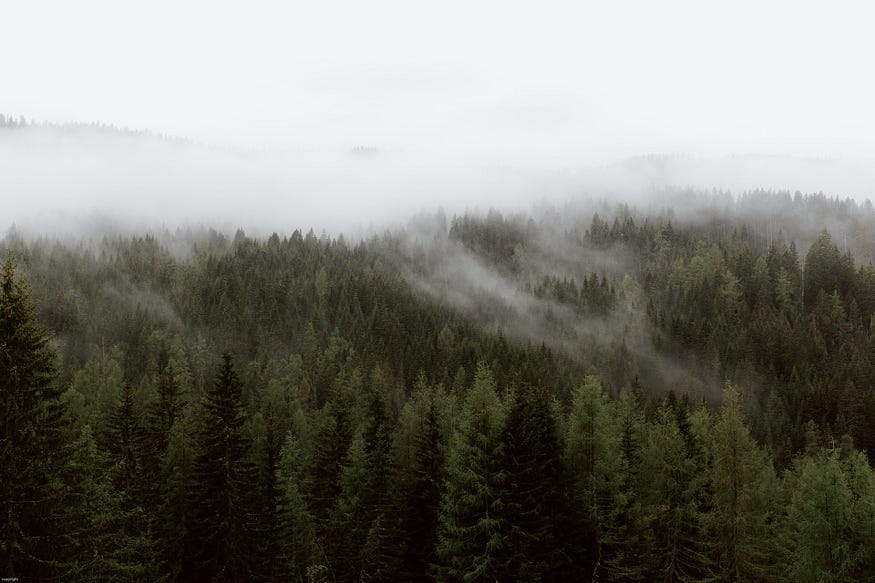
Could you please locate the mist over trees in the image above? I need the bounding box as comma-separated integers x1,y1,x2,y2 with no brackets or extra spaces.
3,189,875,580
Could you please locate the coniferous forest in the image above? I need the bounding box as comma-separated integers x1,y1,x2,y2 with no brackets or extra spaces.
4,190,875,582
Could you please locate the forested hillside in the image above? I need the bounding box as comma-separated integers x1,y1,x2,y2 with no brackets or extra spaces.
3,190,875,581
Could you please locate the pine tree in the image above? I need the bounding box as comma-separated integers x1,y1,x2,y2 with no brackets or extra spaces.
397,392,446,581
147,366,186,453
154,403,197,581
645,403,715,582
0,256,70,578
784,450,853,581
325,384,399,581
434,363,506,582
565,374,609,576
254,408,285,581
357,386,400,581
843,449,875,581
326,434,368,580
64,425,159,581
277,432,316,582
597,391,656,582
102,383,142,494
305,393,353,575
711,385,778,582
140,365,188,577
497,384,576,580
185,351,260,581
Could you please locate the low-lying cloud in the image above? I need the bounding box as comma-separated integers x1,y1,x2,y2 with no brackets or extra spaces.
3,126,875,242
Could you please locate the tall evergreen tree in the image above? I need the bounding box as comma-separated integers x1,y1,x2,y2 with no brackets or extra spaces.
497,384,576,580
154,403,197,581
434,363,507,582
711,385,778,582
597,391,656,582
140,365,188,577
185,351,261,581
356,385,400,581
64,424,158,581
397,391,446,581
102,383,143,494
253,408,285,581
277,431,316,582
644,403,715,582
0,256,70,578
306,393,353,574
784,450,853,581
565,374,610,577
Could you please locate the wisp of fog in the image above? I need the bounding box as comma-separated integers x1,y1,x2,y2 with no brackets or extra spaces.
4,125,875,240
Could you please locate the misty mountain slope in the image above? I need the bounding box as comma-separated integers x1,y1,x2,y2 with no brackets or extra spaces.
6,187,875,439
384,190,875,461
2,226,580,404
5,188,875,581
8,0,875,576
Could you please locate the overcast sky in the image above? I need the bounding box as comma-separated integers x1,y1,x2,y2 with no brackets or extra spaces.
3,1,875,235
4,0,875,165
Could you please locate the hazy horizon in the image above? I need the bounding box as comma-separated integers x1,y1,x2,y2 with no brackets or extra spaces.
5,1,875,157
4,0,875,235
4,121,875,239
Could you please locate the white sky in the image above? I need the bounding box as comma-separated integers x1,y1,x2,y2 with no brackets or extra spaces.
4,0,875,166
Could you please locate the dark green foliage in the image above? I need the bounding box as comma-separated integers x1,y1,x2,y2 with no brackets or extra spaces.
710,386,778,582
497,384,577,580
186,352,261,581
356,386,401,581
0,256,69,579
397,392,446,581
276,431,316,582
102,383,143,493
153,404,197,580
6,189,875,580
140,365,189,577
596,392,657,582
64,425,159,581
252,408,285,581
434,364,507,582
325,385,400,581
780,447,875,582
306,395,353,531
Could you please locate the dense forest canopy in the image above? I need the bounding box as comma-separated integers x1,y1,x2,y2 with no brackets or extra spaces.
3,188,875,581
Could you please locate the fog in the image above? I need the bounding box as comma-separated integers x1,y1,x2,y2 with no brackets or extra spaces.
3,1,875,237
3,2,875,398
0,125,579,237
5,124,875,241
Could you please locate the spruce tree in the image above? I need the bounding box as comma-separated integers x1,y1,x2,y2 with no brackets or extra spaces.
356,386,400,581
253,408,285,581
784,450,853,581
564,374,609,577
277,432,316,582
185,351,260,581
434,363,506,582
0,256,70,578
307,396,353,527
644,403,715,582
497,384,575,580
155,403,197,581
140,365,188,577
64,424,158,581
711,385,778,582
306,393,353,575
597,391,655,582
397,393,445,581
102,383,142,494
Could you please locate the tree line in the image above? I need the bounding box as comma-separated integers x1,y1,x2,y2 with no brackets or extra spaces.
3,189,875,580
